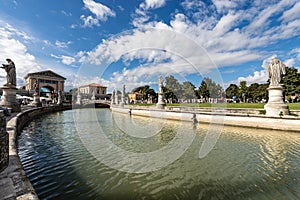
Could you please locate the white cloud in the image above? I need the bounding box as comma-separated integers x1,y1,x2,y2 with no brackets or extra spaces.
55,40,72,48
280,1,300,22
81,1,300,90
283,58,295,67
0,22,40,86
141,0,166,10
81,0,115,27
76,51,87,63
212,0,238,14
237,70,268,86
234,55,297,86
61,56,76,65
132,0,166,27
51,54,76,65
61,10,72,17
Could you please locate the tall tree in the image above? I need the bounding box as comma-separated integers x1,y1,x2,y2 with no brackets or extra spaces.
281,66,300,96
132,85,156,100
238,81,248,102
182,81,197,99
247,83,259,101
164,75,183,101
198,77,223,99
225,84,239,98
198,79,209,99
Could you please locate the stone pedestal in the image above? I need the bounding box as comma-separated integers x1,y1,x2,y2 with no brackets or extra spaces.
0,112,8,173
264,85,289,116
156,92,166,109
76,93,82,105
57,92,62,105
120,94,125,107
0,86,21,112
31,93,42,107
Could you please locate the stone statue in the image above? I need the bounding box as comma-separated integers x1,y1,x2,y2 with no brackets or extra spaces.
34,81,39,94
1,58,16,87
122,85,125,96
264,57,289,116
158,76,163,93
267,57,286,86
156,76,166,109
111,89,115,105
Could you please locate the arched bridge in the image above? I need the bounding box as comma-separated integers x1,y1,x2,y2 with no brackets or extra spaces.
81,99,111,108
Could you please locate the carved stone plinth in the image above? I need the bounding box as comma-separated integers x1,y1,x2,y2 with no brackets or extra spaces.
264,85,289,116
0,112,8,173
31,93,42,107
156,93,166,109
0,86,21,112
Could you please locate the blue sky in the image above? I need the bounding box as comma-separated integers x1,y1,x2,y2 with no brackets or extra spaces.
0,0,300,92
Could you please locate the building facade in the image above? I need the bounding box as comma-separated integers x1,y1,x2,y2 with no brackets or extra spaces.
24,70,66,96
128,92,143,103
79,83,107,95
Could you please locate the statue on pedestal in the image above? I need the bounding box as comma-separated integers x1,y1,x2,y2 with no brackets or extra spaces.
32,81,42,107
111,90,115,106
115,88,119,105
0,58,20,112
156,76,166,109
57,90,63,105
1,58,16,87
264,57,289,116
158,76,163,94
268,57,286,86
120,84,126,107
76,88,82,105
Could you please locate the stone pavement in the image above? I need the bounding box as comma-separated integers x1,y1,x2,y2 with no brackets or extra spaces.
0,105,39,200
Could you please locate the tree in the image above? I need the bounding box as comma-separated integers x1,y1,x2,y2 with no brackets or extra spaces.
197,77,223,99
225,84,238,99
281,66,300,96
256,83,268,101
182,81,197,100
247,83,259,102
132,85,156,101
197,79,209,99
238,81,248,102
164,75,183,102
69,88,78,94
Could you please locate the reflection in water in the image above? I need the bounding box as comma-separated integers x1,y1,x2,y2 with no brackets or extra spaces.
18,109,300,199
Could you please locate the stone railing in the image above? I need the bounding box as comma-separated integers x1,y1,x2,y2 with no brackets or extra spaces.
0,111,8,173
0,104,71,200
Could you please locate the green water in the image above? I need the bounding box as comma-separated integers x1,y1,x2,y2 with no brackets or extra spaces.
18,108,300,199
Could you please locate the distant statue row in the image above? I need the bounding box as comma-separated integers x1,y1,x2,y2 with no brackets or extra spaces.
111,85,126,106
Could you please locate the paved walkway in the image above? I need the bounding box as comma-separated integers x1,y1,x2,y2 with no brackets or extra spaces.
0,105,39,200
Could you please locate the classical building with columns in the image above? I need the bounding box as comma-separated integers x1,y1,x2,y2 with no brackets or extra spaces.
24,70,66,96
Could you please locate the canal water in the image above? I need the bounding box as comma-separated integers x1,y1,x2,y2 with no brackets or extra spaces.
18,109,300,199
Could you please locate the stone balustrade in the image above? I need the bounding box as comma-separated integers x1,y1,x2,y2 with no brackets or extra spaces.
0,111,8,173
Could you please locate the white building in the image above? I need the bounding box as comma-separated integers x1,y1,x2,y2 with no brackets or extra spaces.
79,83,107,95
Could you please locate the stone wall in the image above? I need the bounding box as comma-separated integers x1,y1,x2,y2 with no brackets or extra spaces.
0,104,71,200
0,111,8,173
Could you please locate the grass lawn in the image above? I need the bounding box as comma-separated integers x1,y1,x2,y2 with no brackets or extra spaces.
288,103,300,110
131,102,300,110
167,102,300,110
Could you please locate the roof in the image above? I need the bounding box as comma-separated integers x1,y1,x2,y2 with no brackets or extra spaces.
24,70,66,80
80,83,107,88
